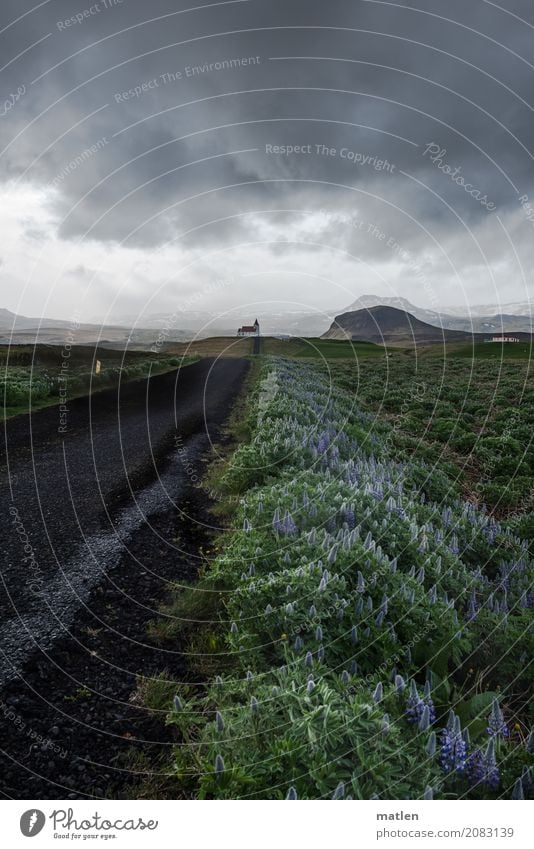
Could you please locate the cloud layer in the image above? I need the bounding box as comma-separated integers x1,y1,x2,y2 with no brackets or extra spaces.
1,0,533,321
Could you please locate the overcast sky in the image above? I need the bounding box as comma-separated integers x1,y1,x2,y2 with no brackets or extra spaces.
1,0,534,323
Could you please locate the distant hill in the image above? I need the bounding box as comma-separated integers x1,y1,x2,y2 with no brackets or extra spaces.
343,295,449,326
0,308,74,331
323,305,498,344
445,299,533,318
342,295,533,334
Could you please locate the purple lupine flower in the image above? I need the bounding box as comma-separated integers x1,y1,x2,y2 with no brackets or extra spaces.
466,591,479,622
332,782,345,800
304,651,313,668
395,674,406,695
426,731,437,757
342,507,355,529
406,681,422,719
487,699,509,738
286,787,298,800
373,682,383,702
511,778,524,800
419,704,431,732
423,786,433,800
328,544,338,564
356,572,365,593
317,431,330,454
173,695,182,712
306,679,315,694
215,711,225,732
406,680,436,726
214,754,225,776
521,766,532,793
281,510,298,536
467,738,499,790
341,669,350,685
439,719,468,774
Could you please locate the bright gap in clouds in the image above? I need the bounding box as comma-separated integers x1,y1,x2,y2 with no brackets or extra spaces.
1,180,531,324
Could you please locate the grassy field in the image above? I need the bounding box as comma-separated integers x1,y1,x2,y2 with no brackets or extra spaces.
166,336,388,359
447,341,533,359
314,351,533,520
165,336,255,358
158,357,533,800
262,337,388,358
0,344,197,419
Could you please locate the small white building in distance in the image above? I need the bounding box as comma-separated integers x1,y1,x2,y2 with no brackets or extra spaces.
237,318,260,337
490,336,520,343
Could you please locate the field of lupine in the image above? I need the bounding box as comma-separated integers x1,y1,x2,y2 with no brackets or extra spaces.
333,354,534,517
169,358,533,800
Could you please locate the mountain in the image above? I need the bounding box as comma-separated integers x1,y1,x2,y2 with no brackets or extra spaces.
342,295,450,326
444,300,533,318
322,305,490,344
0,308,74,331
342,296,533,334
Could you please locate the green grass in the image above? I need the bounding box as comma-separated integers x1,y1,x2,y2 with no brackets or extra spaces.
262,337,388,359
449,341,533,359
331,354,534,516
0,344,198,419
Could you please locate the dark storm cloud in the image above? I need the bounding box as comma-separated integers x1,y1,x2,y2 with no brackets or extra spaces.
1,0,534,272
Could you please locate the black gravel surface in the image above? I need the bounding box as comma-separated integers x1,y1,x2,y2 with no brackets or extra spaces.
0,357,248,799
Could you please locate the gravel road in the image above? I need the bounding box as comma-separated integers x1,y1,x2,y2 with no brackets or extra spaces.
0,356,248,798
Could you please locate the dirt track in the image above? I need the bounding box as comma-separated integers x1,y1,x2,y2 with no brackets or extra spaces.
0,357,249,798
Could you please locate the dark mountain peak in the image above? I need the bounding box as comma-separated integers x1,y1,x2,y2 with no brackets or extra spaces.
323,305,481,344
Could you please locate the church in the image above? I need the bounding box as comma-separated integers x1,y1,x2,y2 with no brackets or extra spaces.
237,318,260,337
